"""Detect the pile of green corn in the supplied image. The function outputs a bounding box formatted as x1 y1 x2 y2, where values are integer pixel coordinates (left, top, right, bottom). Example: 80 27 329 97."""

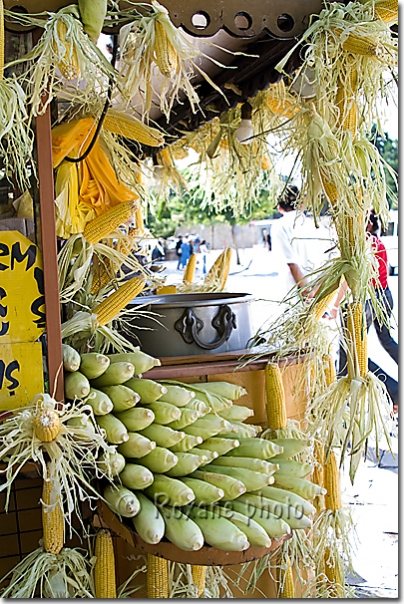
62 344 325 552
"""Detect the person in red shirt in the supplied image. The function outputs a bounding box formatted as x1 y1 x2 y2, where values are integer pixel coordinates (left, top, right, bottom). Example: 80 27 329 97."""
338 211 398 410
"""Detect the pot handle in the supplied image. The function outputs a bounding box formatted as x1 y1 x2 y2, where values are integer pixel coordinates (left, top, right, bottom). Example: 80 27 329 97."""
174 305 237 350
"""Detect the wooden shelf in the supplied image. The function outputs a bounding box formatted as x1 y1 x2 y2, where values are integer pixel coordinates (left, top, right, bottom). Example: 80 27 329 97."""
146 350 311 380
94 500 290 567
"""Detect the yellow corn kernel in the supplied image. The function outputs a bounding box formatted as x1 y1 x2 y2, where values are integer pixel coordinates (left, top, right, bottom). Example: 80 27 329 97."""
183 253 197 285
0 0 4 81
103 110 164 147
323 354 337 387
90 258 113 294
154 20 179 78
313 441 325 514
312 291 337 320
278 555 295 598
94 529 117 598
192 565 206 597
324 548 344 597
93 276 145 326
156 285 177 294
342 32 379 56
374 0 398 23
320 173 338 206
83 200 137 245
54 20 80 80
147 554 169 598
266 98 297 119
42 478 64 555
34 410 61 442
347 300 367 378
324 450 341 512
265 363 287 431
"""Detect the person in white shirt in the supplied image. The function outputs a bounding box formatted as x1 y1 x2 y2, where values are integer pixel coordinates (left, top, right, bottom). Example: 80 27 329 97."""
271 185 312 299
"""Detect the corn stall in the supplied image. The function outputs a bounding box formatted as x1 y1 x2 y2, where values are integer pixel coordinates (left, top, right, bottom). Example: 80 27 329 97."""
0 0 398 598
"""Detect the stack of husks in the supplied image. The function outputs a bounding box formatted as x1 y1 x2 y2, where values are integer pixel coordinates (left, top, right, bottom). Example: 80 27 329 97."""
63 345 323 552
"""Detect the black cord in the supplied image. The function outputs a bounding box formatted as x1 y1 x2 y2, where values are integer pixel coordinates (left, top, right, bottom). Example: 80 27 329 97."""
65 34 118 163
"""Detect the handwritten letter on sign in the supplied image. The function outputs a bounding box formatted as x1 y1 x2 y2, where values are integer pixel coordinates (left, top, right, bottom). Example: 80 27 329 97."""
0 342 44 411
0 232 45 410
0 230 46 344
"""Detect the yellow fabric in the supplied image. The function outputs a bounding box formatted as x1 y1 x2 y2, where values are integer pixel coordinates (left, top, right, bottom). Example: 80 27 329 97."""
52 118 138 238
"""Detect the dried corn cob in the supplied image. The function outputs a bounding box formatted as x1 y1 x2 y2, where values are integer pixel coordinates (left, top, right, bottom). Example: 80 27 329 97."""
374 0 398 23
147 554 169 598
313 291 337 320
278 555 295 598
346 300 367 378
103 110 164 147
192 565 206 597
93 276 145 326
323 354 337 387
83 200 137 245
42 478 64 555
265 363 287 431
324 548 344 597
94 529 117 598
154 20 179 78
324 450 341 512
183 254 197 285
320 173 338 206
54 20 80 80
342 32 379 57
34 409 61 442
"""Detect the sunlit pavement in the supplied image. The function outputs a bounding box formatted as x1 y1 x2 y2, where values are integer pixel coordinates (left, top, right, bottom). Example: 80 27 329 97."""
160 245 398 598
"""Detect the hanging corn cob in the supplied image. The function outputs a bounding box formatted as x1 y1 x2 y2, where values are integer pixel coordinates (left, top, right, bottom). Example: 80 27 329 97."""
94 529 117 598
147 554 169 598
3 5 118 117
103 109 165 147
92 276 145 327
192 565 207 597
277 554 295 598
0 394 114 531
42 477 64 555
119 0 227 120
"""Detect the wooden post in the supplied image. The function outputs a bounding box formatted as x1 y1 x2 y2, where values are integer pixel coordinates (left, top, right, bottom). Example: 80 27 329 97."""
33 31 63 401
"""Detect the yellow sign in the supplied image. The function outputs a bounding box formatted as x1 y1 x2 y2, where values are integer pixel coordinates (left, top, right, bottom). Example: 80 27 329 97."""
0 342 44 411
0 231 46 344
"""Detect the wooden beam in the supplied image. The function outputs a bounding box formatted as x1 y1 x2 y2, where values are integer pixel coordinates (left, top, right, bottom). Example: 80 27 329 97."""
35 98 64 401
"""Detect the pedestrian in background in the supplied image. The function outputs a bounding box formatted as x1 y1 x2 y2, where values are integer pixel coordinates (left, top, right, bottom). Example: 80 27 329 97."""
179 235 191 270
199 240 209 274
175 235 183 269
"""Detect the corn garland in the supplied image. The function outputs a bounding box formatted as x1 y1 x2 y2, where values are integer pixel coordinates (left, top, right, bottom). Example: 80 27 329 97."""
324 450 341 512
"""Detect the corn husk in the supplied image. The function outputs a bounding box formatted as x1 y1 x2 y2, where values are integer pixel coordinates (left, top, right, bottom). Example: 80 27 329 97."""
0 394 114 531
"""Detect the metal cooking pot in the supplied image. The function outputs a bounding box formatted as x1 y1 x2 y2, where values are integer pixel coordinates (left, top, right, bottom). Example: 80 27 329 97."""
125 292 254 357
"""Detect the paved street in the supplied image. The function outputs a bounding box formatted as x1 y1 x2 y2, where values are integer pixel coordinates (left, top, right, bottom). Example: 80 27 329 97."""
160 245 399 598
